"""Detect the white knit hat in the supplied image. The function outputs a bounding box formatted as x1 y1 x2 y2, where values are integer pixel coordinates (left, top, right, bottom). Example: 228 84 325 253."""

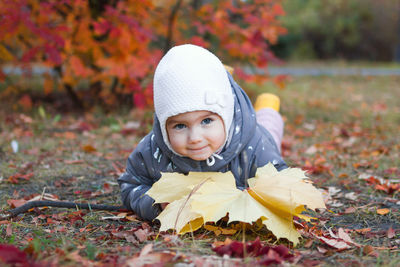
153 44 234 154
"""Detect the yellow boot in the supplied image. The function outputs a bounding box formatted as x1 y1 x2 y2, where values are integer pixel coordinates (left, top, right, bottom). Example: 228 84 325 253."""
254 93 280 112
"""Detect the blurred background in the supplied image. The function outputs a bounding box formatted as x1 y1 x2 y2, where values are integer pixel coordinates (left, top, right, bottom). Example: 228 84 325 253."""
0 0 399 112
276 0 399 62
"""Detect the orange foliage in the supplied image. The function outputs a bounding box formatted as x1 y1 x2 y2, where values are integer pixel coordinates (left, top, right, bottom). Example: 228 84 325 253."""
0 0 286 110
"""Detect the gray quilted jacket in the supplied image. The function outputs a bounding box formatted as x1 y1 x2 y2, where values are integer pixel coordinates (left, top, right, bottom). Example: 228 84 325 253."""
118 73 287 220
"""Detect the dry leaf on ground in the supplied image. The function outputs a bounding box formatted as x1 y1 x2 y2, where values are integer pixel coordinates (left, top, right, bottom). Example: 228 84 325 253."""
147 163 326 245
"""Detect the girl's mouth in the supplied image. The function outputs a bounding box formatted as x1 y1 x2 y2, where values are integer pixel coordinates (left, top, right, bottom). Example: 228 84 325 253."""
188 146 208 153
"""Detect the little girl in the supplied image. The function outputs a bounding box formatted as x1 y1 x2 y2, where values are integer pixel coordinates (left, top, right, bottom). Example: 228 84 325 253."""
118 44 287 220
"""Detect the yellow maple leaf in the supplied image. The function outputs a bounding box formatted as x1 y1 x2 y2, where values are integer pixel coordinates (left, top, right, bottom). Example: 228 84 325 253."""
190 180 301 244
147 163 325 245
147 171 236 203
156 197 203 234
247 163 326 219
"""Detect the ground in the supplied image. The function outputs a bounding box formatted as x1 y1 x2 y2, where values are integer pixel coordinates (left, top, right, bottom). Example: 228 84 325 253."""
0 72 399 266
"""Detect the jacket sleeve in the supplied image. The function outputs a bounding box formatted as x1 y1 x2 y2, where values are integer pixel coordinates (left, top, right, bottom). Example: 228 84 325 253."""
118 135 162 221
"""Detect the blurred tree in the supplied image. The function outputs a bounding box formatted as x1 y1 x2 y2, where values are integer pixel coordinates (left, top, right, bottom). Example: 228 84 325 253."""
0 0 286 111
274 0 399 61
395 8 400 62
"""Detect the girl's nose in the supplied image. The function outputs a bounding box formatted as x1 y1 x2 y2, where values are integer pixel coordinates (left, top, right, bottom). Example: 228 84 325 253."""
188 128 202 143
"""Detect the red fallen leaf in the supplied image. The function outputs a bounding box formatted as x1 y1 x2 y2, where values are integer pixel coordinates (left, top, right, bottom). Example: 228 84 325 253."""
134 229 148 243
259 249 282 265
363 245 379 257
212 237 294 263
6 224 12 236
387 227 395 239
65 211 85 225
7 198 27 208
376 184 400 194
141 222 152 232
8 172 34 184
0 244 29 266
103 183 113 194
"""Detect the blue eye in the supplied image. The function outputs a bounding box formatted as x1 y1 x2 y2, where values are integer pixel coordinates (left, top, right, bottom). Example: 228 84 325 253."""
201 118 213 125
173 123 186 130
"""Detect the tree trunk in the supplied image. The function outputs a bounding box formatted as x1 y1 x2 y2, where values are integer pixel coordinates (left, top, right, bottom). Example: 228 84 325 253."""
164 0 184 54
395 8 400 62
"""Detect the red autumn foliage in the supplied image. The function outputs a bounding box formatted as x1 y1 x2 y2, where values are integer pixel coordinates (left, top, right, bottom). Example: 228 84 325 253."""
0 0 286 110
212 237 294 264
0 244 46 267
364 176 400 195
7 172 34 184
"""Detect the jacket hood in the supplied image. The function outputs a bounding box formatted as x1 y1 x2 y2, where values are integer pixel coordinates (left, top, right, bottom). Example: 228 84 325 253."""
152 72 257 172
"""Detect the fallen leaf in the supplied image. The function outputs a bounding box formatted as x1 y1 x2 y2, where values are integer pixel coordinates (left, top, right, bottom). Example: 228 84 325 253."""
148 163 325 245
7 172 34 184
337 228 361 247
316 236 351 251
247 163 326 215
82 144 97 153
344 192 358 201
204 224 237 236
147 171 237 203
376 208 390 215
7 198 27 208
317 246 328 254
155 198 203 234
101 215 126 221
6 224 12 236
140 243 153 256
212 237 295 264
363 245 379 257
192 180 301 244
327 186 341 197
134 229 148 242
355 228 371 234
387 227 395 239
304 239 314 248
344 207 356 214
0 244 29 265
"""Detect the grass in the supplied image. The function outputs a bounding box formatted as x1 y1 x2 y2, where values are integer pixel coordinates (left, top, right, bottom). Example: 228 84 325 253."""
271 60 400 69
0 69 399 265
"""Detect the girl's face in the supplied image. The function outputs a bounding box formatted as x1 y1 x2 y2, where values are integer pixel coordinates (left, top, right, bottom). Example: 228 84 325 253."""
166 110 225 161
